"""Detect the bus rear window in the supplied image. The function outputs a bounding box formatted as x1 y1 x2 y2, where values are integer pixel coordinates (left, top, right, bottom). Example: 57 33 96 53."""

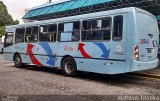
113 15 123 41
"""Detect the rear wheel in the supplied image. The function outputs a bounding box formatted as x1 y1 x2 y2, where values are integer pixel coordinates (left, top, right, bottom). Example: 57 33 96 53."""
14 54 23 68
62 57 77 77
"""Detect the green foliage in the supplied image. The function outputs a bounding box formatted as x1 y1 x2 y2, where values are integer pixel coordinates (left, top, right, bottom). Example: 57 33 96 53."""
12 20 19 25
0 26 5 37
0 1 19 37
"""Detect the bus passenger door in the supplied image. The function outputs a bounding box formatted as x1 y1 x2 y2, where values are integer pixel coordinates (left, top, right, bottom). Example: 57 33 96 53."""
108 15 127 73
4 31 15 61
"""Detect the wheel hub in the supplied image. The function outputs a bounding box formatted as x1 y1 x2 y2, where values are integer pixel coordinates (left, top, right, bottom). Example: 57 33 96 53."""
15 57 21 66
65 61 73 74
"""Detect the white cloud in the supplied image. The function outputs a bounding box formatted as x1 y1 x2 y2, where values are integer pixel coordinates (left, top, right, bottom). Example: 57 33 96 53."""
2 0 50 23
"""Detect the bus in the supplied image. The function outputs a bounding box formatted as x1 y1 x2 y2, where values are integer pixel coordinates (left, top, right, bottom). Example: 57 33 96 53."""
4 7 159 76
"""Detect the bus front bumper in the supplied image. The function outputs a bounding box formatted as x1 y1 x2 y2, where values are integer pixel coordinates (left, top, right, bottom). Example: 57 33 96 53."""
130 58 159 72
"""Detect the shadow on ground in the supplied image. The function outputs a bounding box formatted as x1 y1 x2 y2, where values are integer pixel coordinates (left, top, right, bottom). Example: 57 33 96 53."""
22 65 160 91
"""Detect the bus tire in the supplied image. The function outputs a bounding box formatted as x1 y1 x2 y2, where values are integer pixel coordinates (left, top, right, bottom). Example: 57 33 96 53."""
0 48 3 54
1 48 3 54
14 54 23 68
62 57 77 77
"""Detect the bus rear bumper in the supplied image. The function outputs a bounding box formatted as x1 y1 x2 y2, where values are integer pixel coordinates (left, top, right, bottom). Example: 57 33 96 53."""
130 59 159 72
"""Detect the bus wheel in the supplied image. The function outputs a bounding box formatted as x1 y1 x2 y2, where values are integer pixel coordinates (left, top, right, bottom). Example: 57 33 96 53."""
1 48 3 54
14 54 23 68
62 57 77 77
0 48 3 54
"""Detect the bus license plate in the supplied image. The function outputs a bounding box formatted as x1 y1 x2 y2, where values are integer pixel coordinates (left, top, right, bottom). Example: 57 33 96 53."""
147 49 152 53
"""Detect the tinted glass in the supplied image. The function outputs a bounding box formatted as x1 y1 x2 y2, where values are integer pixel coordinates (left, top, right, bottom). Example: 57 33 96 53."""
113 15 123 41
82 17 111 41
15 28 25 43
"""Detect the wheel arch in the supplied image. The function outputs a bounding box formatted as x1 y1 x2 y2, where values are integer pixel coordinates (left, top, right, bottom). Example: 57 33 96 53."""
61 55 76 67
13 52 20 61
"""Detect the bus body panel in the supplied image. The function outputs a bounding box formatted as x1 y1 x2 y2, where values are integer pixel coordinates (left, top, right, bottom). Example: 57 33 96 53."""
56 41 126 60
16 42 57 67
130 59 158 72
75 58 126 74
56 41 127 74
129 9 159 72
4 52 14 61
136 12 159 62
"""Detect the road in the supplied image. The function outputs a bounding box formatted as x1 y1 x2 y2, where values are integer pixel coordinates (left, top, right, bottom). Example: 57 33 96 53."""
0 54 160 100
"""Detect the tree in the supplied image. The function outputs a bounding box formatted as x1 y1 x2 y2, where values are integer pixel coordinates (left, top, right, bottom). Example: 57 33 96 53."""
0 26 5 36
0 1 19 37
12 20 19 25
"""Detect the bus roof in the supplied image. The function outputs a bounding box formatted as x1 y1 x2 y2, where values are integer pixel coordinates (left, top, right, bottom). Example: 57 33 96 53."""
6 7 155 29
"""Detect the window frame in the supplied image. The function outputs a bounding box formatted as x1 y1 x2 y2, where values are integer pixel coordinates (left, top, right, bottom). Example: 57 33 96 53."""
15 27 25 43
81 17 112 42
48 24 57 42
25 27 33 43
25 26 39 43
4 32 14 47
39 24 58 42
58 21 81 42
112 15 123 41
39 25 49 42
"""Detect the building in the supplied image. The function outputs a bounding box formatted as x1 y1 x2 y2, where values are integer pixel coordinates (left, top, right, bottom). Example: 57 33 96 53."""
22 0 160 30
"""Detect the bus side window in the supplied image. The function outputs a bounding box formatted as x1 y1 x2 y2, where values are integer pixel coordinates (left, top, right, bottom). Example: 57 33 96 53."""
58 21 80 42
25 26 38 42
39 25 49 42
4 32 13 47
101 18 111 40
82 18 111 41
25 27 32 42
15 28 25 43
72 21 80 41
113 15 123 41
32 26 38 42
82 20 92 40
48 24 57 42
92 19 101 40
58 23 64 41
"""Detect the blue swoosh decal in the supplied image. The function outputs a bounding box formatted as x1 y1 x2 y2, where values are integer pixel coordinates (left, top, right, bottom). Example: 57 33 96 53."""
39 43 55 66
94 43 110 59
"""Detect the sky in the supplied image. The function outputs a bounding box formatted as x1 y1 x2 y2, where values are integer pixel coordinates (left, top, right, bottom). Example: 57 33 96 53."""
2 0 59 23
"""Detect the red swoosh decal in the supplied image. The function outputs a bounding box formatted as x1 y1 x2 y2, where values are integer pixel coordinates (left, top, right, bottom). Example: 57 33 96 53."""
78 43 92 58
27 44 42 66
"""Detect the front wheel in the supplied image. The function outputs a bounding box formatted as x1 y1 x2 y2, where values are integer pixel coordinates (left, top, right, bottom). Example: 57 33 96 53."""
14 54 23 68
62 57 77 77
0 48 3 54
